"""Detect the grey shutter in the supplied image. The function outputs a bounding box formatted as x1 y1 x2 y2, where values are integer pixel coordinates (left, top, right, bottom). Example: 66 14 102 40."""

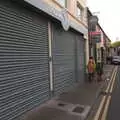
0 1 49 120
52 23 76 95
76 35 85 82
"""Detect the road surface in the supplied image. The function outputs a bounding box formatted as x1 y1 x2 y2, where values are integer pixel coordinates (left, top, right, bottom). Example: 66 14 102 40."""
107 66 120 120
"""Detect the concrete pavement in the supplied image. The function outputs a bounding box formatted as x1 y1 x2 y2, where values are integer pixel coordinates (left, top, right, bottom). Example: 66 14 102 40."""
22 65 115 120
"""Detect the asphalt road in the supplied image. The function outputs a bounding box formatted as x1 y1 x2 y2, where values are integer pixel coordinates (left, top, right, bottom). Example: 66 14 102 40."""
107 66 120 120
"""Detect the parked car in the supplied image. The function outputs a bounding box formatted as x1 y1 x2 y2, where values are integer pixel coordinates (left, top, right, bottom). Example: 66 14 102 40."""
106 56 113 64
111 56 120 65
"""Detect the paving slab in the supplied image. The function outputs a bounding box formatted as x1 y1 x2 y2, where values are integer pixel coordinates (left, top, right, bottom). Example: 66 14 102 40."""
22 65 115 120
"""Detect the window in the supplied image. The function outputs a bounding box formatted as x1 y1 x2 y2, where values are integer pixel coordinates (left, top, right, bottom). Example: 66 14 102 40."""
56 0 67 8
76 2 83 20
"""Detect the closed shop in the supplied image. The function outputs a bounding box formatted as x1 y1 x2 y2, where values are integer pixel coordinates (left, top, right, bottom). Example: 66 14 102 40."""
0 1 50 120
75 34 85 82
0 0 86 119
52 22 85 95
52 22 76 95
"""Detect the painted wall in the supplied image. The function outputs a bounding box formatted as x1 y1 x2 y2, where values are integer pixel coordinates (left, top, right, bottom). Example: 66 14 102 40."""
44 0 87 28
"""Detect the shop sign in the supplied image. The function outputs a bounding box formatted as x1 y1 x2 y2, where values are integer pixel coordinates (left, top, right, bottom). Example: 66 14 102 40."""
89 31 101 35
89 32 101 43
92 34 101 43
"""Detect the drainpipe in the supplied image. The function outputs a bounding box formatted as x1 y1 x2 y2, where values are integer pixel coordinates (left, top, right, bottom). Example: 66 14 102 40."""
48 22 54 97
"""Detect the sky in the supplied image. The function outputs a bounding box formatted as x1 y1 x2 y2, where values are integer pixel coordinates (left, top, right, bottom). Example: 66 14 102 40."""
87 0 120 42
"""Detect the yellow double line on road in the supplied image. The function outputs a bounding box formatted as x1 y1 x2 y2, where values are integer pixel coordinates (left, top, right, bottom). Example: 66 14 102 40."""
94 66 118 120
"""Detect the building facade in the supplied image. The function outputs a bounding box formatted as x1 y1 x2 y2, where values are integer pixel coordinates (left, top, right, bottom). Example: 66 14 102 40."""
0 0 88 120
87 8 111 65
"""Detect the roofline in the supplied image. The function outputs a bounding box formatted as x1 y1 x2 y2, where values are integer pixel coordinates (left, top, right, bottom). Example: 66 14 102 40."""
97 24 111 42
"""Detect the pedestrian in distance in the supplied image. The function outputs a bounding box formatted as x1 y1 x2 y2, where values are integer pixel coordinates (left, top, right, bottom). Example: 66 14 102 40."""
96 63 103 82
87 56 96 83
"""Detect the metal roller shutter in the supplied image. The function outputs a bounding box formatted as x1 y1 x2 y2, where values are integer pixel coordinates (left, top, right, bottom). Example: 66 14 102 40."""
76 34 85 82
0 1 49 120
52 23 76 95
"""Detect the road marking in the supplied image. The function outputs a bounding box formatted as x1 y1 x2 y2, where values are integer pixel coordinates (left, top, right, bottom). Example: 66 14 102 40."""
93 96 106 120
101 66 118 120
110 67 118 93
100 96 111 120
105 67 116 93
93 66 117 120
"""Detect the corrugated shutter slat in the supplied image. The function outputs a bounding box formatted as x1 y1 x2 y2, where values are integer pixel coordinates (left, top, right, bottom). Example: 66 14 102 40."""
0 1 49 120
52 23 76 95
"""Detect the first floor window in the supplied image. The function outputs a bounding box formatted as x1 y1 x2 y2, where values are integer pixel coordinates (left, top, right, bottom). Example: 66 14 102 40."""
56 0 67 8
76 2 83 20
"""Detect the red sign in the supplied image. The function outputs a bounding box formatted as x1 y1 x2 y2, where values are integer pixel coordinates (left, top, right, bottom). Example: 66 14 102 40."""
89 31 101 35
89 31 101 43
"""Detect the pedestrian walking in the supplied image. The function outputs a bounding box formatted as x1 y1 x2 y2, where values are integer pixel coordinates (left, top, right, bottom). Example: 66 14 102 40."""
96 63 103 82
87 56 96 83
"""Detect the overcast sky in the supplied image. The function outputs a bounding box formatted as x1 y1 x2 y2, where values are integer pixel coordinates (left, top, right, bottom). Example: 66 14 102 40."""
87 0 120 42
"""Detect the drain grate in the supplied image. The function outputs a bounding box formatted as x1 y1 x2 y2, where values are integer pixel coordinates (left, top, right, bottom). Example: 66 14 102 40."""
72 106 84 113
70 105 91 120
44 99 91 120
58 103 67 107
